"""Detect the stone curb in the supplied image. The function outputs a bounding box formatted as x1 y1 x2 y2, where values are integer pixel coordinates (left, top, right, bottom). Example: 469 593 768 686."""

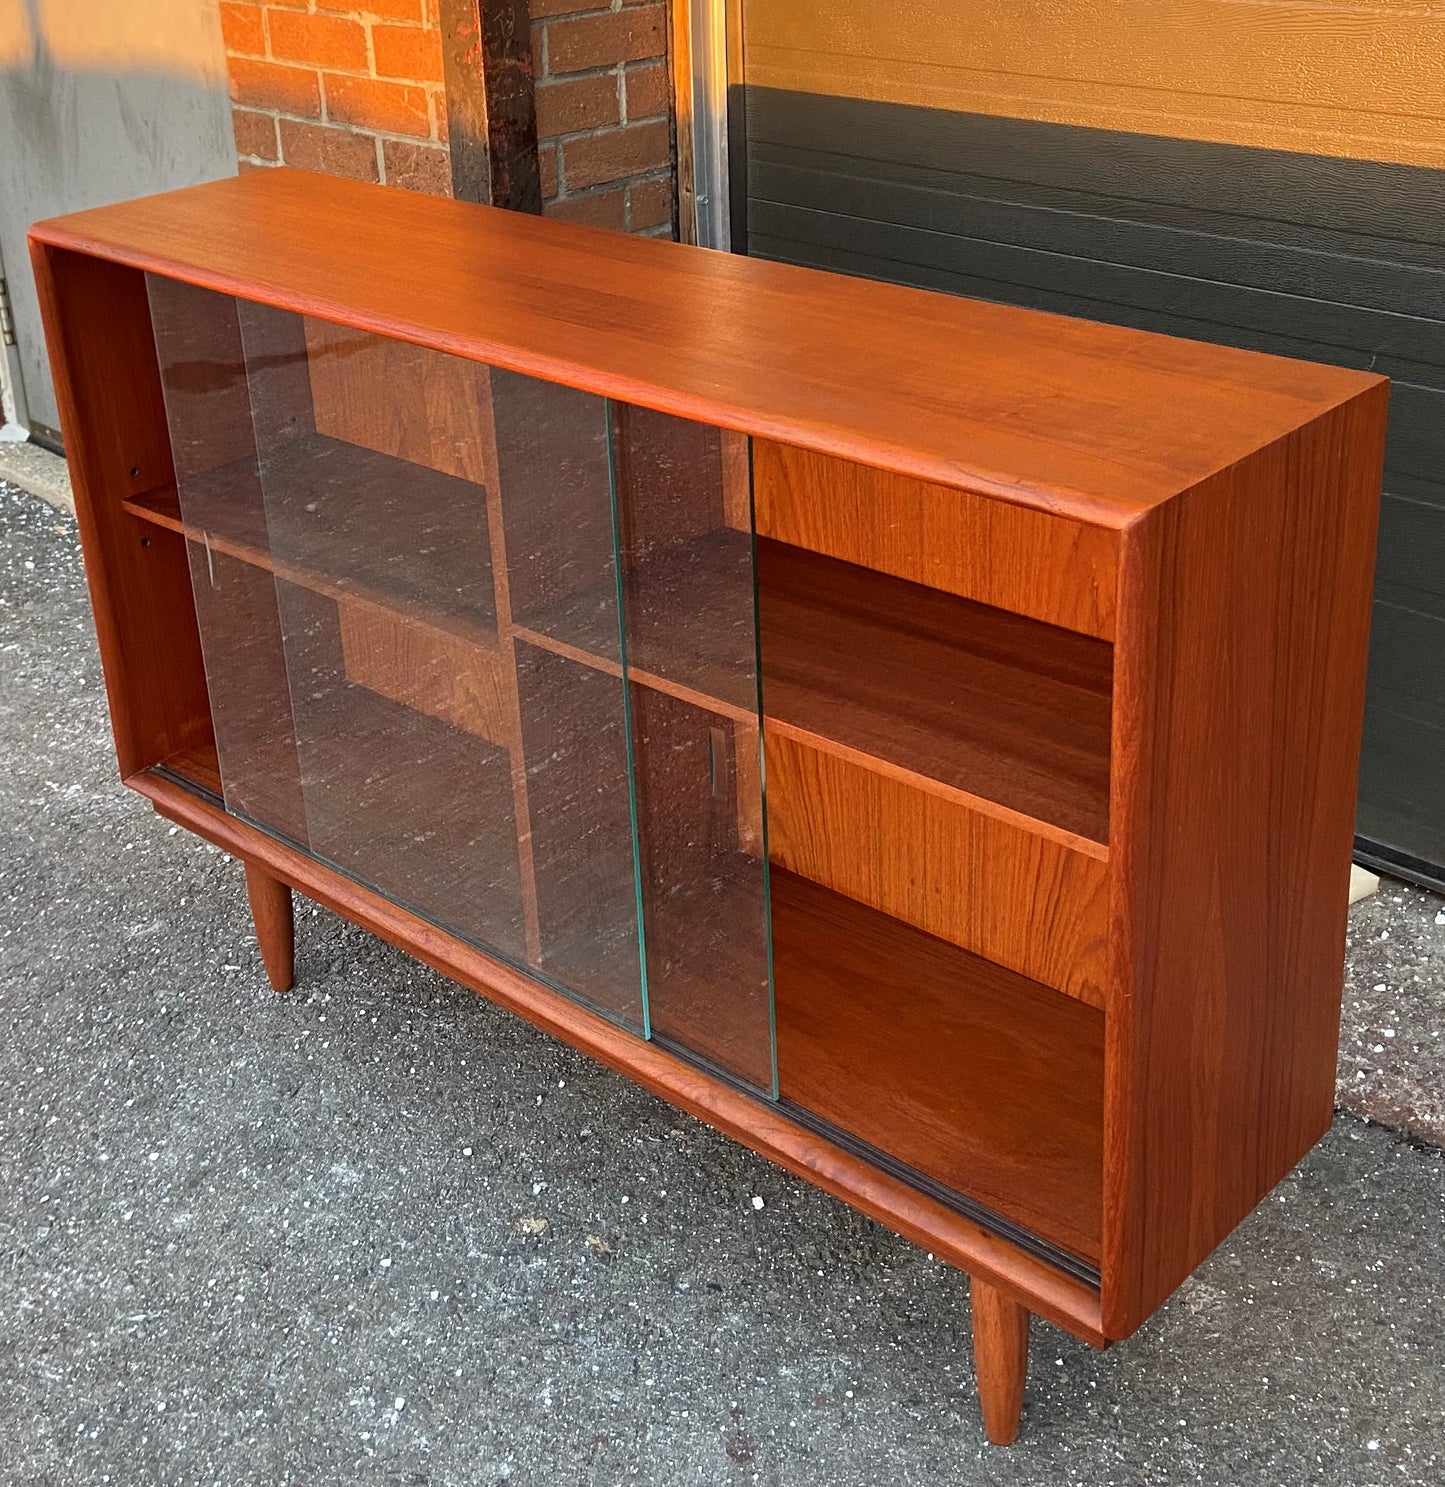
0 438 73 513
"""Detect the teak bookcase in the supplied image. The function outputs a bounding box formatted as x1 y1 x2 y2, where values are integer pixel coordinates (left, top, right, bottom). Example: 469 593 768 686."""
31 170 1386 1446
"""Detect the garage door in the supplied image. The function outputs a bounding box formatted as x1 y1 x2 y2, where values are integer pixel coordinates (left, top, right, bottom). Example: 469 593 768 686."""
735 0 1445 886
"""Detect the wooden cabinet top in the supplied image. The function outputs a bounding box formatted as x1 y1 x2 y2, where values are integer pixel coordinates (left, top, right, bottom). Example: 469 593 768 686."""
31 167 1381 530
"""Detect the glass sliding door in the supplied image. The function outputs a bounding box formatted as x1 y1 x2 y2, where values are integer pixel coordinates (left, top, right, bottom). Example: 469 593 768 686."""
612 404 773 1091
148 276 775 1092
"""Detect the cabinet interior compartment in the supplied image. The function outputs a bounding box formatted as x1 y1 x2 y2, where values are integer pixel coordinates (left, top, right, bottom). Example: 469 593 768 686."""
770 870 1104 1270
756 523 1113 1266
629 683 773 1089
139 283 500 646
273 579 526 958
141 279 525 958
757 537 1113 845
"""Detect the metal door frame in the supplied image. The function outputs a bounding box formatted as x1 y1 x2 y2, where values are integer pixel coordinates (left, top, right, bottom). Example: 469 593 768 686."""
671 0 741 250
0 239 33 437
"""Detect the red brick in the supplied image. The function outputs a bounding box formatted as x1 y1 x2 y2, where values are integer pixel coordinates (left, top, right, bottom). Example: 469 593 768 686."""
229 57 323 117
624 61 668 122
539 143 558 199
546 6 665 76
544 186 626 230
219 1 265 56
279 118 380 181
435 90 449 141
231 107 279 161
238 158 278 174
316 0 420 17
562 119 670 190
382 139 453 196
627 175 672 232
535 72 619 138
323 73 431 136
268 10 369 72
372 23 445 83
531 20 546 76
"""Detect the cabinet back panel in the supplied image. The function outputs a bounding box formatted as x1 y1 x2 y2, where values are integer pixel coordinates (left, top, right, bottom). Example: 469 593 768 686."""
765 733 1109 1006
755 441 1117 640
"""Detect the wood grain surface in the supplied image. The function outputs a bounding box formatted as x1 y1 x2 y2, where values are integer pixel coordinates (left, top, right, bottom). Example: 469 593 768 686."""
336 600 513 746
243 862 295 994
304 316 495 485
773 871 1104 1262
971 1277 1030 1447
30 169 1379 529
1103 381 1388 1336
27 247 213 779
758 538 1113 843
765 732 1110 1006
754 440 1118 639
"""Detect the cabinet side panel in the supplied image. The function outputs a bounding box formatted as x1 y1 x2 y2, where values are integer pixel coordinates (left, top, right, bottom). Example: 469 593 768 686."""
1103 383 1387 1337
27 245 211 777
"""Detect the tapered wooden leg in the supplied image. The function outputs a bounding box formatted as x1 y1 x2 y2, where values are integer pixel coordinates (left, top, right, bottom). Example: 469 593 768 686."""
972 1277 1030 1446
244 862 294 993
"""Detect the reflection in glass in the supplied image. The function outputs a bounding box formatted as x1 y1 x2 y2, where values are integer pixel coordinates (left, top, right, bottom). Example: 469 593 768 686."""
492 370 643 1026
147 276 308 840
613 407 775 1093
147 279 773 1087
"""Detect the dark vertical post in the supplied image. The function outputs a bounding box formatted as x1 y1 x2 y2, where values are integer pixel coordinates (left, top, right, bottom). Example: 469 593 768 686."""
439 0 542 211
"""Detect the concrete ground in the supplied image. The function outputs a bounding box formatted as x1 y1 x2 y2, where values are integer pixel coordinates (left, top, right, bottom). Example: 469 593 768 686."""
1 478 1442 1486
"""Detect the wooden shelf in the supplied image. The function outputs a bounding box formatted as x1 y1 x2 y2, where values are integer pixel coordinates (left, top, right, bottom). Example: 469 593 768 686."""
758 539 1113 847
514 528 759 720
123 432 499 646
772 870 1104 1265
512 530 1112 847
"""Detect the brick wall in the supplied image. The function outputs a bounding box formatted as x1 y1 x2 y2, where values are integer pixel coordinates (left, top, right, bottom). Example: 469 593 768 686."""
222 0 677 233
224 1 454 196
532 1 674 235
